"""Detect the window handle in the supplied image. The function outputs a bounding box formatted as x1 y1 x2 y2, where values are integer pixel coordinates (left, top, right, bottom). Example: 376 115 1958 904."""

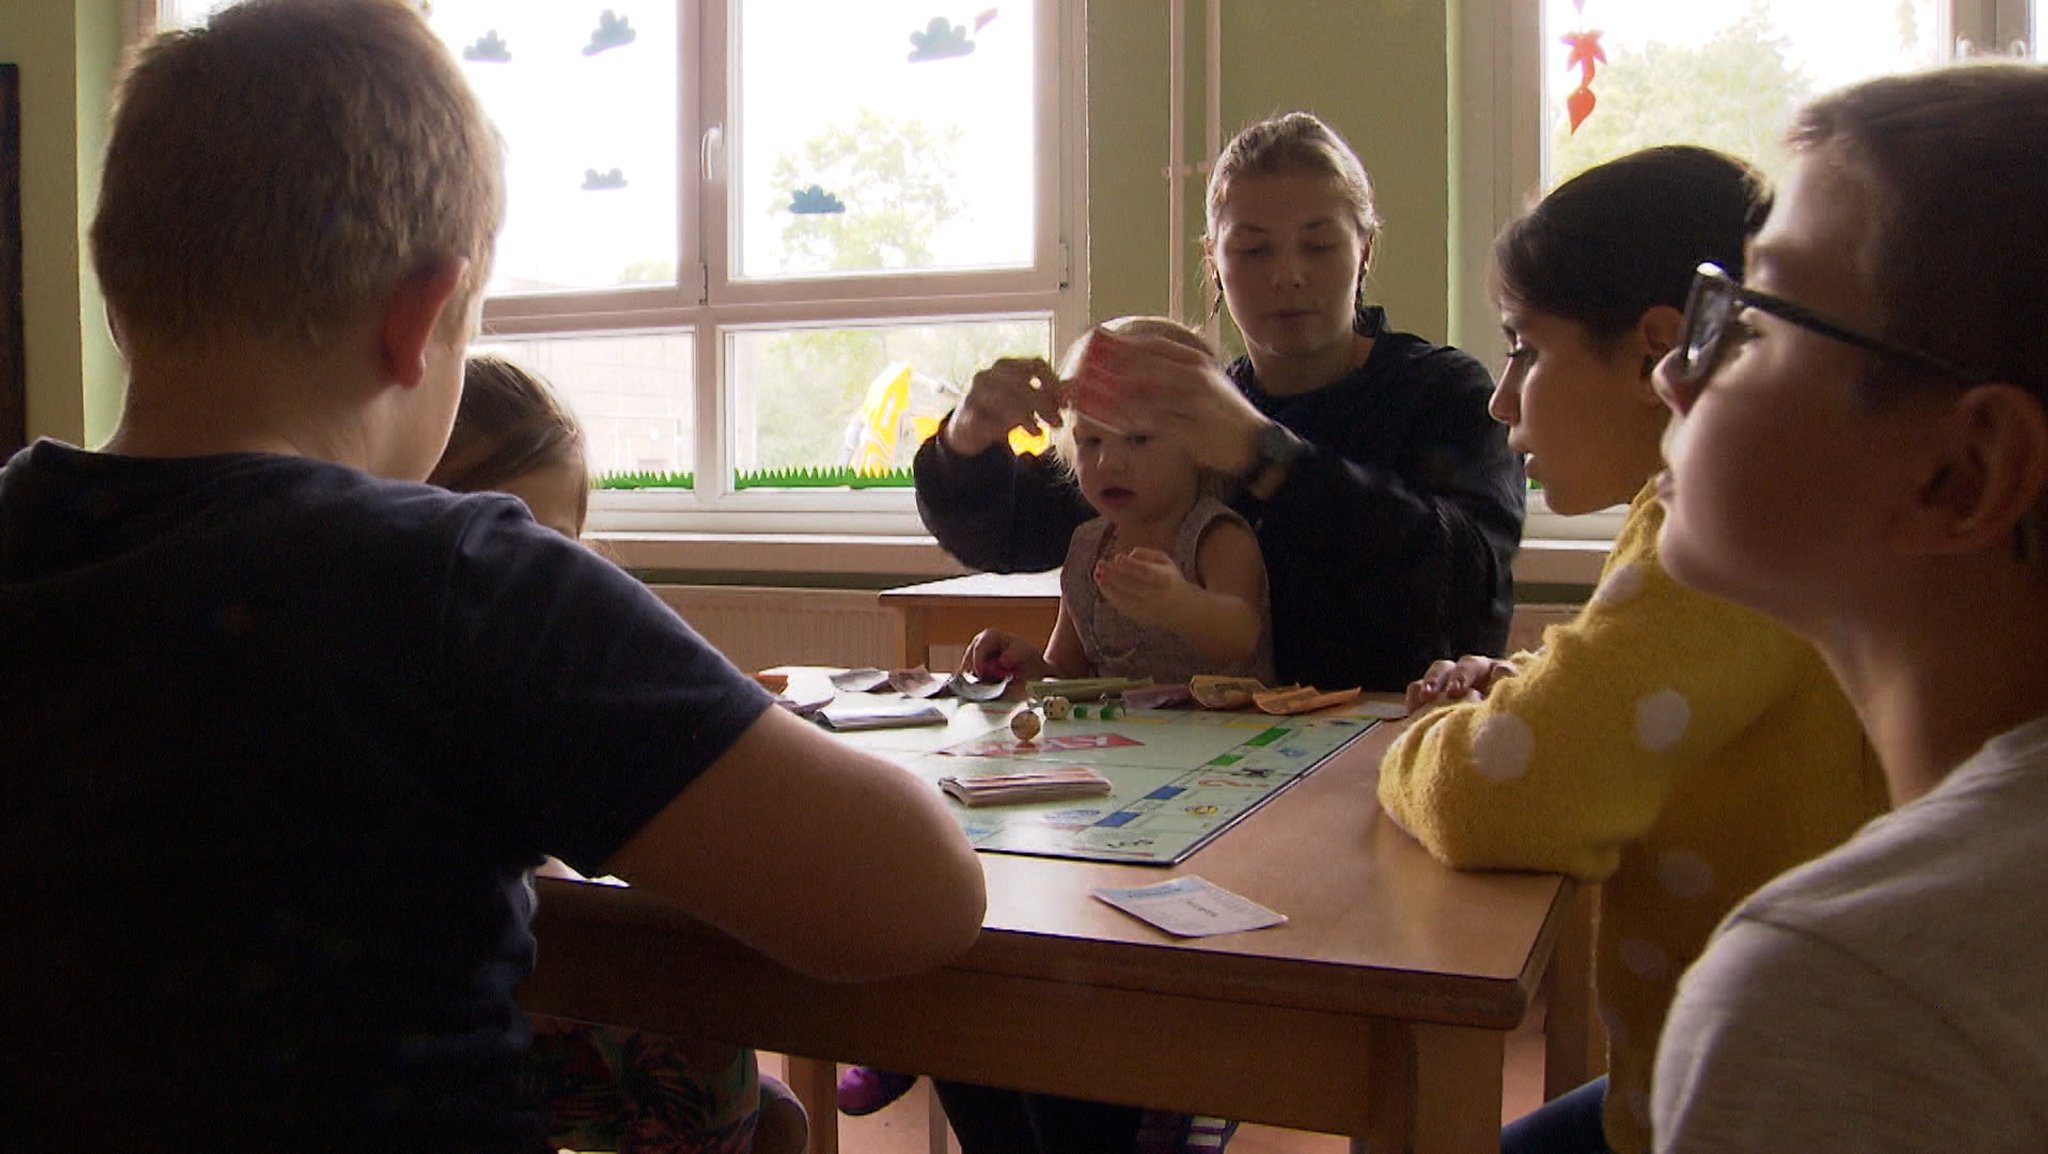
1955 36 2030 59
700 124 724 182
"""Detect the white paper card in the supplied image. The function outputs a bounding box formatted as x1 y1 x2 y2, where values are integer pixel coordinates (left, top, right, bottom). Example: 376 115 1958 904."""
1091 876 1287 937
818 701 946 730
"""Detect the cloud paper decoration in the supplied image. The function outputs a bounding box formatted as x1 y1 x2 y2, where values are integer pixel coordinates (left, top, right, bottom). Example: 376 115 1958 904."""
584 10 637 55
789 185 847 215
582 168 628 191
907 16 975 62
462 30 511 63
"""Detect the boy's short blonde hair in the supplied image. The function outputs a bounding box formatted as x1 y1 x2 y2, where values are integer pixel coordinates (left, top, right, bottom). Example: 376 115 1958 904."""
91 0 504 352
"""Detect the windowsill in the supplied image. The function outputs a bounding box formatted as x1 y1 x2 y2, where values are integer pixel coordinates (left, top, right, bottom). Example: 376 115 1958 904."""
597 532 1611 589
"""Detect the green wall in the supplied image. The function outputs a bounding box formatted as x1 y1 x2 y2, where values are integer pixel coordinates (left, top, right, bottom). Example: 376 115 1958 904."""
0 0 121 446
1087 0 1453 345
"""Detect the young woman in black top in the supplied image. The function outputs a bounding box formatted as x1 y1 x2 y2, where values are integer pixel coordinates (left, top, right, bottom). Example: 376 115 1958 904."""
914 111 1524 697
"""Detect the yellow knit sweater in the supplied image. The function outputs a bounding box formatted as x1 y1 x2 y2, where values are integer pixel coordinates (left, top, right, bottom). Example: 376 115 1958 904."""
1377 484 1887 1154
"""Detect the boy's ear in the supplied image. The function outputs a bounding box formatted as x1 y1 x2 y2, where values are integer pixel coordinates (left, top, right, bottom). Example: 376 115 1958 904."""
378 257 470 389
1894 383 2048 557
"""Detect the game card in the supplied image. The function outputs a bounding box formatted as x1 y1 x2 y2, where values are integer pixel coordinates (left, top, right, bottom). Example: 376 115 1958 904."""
818 701 946 730
1091 876 1288 937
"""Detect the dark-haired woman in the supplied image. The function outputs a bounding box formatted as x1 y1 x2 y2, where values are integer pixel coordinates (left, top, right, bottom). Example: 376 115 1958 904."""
1376 146 1887 1154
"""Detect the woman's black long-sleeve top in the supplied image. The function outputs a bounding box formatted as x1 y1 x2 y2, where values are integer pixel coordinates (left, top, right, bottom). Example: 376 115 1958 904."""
911 308 1526 692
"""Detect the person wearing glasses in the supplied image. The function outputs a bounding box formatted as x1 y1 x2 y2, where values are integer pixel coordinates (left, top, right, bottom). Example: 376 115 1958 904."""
1377 146 1887 1154
1650 64 2048 1152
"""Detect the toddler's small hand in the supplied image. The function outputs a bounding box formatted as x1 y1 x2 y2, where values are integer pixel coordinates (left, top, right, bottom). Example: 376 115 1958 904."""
1094 547 1186 626
1405 655 1520 711
963 628 1044 681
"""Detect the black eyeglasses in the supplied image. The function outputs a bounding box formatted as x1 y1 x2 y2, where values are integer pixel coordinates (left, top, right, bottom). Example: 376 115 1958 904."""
1671 262 1989 388
1671 262 2038 563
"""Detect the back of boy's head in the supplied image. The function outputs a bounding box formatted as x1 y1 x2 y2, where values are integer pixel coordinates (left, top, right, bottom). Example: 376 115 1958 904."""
1789 63 2048 409
1493 145 1769 346
92 0 504 355
430 355 586 497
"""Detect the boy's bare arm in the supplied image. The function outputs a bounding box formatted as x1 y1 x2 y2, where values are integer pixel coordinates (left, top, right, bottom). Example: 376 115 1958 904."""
603 706 986 982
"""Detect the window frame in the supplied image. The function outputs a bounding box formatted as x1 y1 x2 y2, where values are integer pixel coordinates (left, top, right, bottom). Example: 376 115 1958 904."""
477 0 1089 536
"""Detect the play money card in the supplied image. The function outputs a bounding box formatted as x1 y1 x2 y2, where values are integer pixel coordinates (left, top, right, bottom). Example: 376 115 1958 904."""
1091 876 1287 937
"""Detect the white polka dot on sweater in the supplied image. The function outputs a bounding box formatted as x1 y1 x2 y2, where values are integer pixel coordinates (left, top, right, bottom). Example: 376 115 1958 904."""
1591 562 1647 605
1469 713 1536 782
1618 937 1671 981
1657 850 1716 900
1634 689 1691 751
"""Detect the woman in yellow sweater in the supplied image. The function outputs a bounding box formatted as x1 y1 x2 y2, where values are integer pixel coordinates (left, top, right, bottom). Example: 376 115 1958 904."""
1376 146 1888 1154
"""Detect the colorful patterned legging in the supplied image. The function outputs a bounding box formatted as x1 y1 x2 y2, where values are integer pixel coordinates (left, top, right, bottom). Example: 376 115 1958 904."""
523 1017 775 1154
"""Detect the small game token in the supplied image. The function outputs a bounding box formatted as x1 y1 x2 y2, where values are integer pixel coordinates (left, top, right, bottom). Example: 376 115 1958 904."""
1042 695 1072 720
1010 708 1043 742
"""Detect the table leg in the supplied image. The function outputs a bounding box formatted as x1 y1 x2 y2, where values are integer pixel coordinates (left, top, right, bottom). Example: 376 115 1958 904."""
1411 1023 1504 1154
1544 882 1604 1100
894 608 929 671
784 1056 838 1154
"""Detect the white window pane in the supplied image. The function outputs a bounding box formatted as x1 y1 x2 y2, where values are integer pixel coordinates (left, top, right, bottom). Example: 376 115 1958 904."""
726 317 1051 483
733 1 1037 280
161 0 240 27
1543 0 1945 186
474 334 695 484
425 3 680 295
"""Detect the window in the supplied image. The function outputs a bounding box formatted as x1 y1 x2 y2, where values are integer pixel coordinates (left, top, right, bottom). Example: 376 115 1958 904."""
161 1 1084 537
1541 0 1947 188
1456 0 2035 538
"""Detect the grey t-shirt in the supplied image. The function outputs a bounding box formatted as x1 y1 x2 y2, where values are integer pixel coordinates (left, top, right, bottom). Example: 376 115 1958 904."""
1653 714 2048 1152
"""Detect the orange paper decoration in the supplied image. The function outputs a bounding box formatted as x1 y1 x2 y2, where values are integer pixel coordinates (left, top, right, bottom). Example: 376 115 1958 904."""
1559 24 1606 134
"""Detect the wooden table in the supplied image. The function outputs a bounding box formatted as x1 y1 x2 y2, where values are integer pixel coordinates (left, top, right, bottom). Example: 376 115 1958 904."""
879 571 1061 669
521 697 1576 1154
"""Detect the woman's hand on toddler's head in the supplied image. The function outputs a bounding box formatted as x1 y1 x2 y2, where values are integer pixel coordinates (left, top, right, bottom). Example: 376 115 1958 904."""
1094 547 1194 628
1102 336 1267 478
1405 655 1521 712
963 628 1049 682
943 356 1065 458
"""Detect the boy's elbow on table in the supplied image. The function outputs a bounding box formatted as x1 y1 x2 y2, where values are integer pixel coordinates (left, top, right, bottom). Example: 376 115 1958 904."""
599 708 987 983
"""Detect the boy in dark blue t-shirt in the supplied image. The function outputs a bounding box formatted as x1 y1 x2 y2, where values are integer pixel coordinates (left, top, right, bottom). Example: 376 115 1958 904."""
0 3 983 1150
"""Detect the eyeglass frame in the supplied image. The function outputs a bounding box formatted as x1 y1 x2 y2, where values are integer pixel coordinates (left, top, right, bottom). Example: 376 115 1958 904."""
1672 262 2038 562
1672 261 1991 389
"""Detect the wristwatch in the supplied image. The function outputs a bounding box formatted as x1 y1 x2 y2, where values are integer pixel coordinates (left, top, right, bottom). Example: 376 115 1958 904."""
1240 421 1308 486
